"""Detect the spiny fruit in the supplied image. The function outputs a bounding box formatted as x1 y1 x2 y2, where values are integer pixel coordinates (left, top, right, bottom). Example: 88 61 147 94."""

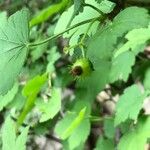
71 58 93 78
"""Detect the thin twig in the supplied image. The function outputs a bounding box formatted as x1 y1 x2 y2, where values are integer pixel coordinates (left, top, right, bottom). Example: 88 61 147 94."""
29 17 102 47
83 3 104 15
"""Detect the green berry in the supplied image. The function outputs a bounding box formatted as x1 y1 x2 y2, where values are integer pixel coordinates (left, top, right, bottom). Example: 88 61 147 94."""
71 58 92 78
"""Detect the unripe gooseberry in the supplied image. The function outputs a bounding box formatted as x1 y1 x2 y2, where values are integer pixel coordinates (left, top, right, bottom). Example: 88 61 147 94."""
71 58 92 78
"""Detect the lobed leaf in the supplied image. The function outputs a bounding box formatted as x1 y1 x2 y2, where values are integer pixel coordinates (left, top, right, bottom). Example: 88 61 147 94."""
115 84 148 126
0 83 18 111
118 116 150 150
17 74 47 127
54 0 115 54
95 136 115 150
87 7 149 62
2 117 29 150
55 107 90 149
83 7 149 94
115 27 150 57
0 9 30 95
37 88 61 122
109 51 135 82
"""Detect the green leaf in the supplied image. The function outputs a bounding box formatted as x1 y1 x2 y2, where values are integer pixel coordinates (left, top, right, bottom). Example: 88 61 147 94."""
15 127 29 150
0 11 7 22
2 117 16 150
61 119 90 150
55 112 77 138
30 37 48 62
73 99 91 116
56 107 86 140
132 60 150 81
85 7 149 94
73 0 84 15
0 83 18 111
55 108 90 149
87 7 149 62
115 84 148 126
62 108 86 140
143 68 150 90
68 119 90 150
115 27 150 57
54 0 100 35
0 9 29 95
120 120 132 134
112 7 149 32
77 60 110 96
104 118 115 139
98 0 115 13
22 73 47 97
46 47 61 73
95 0 103 3
29 0 70 27
95 136 115 150
118 116 150 150
66 0 85 29
2 117 29 150
17 74 47 127
7 88 26 111
55 0 113 51
109 51 135 82
37 88 61 122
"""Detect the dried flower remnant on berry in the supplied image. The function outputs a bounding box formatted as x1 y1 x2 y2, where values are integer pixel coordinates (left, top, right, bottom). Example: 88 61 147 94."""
71 58 92 78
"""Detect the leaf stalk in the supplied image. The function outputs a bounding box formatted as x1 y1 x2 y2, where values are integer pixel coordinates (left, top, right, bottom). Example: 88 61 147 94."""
29 17 102 47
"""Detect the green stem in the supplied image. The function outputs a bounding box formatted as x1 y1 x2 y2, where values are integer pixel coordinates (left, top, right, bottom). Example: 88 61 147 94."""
63 44 79 54
80 18 98 57
80 18 97 45
88 116 112 122
66 2 103 29
83 3 104 15
29 17 101 47
90 118 104 122
63 18 98 56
